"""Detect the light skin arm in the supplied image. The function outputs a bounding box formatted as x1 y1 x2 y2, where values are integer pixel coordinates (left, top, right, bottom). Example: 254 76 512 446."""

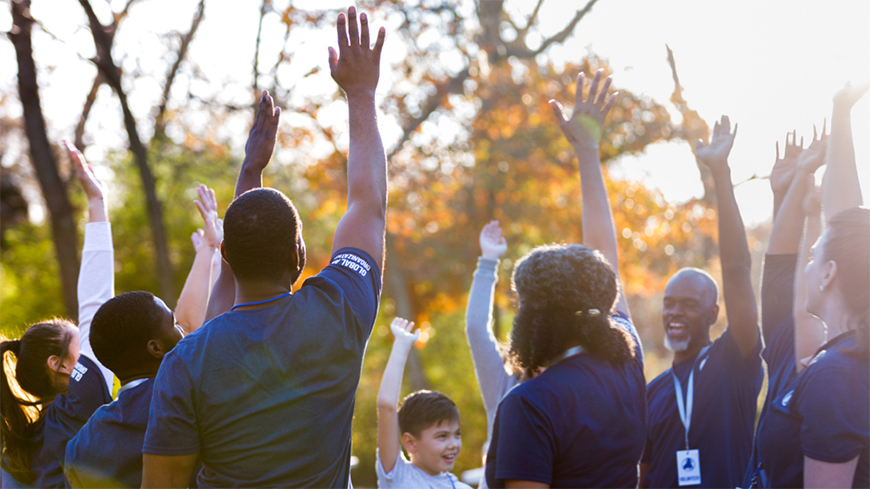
505 481 550 489
64 140 107 223
328 7 388 270
204 91 280 322
550 70 627 317
804 455 859 489
191 231 222 291
141 452 199 489
377 318 419 475
769 127 827 254
175 185 222 333
695 116 759 357
794 180 825 373
824 81 868 217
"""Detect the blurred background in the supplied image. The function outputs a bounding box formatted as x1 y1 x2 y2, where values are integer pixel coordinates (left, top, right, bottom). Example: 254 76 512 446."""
2 0 868 486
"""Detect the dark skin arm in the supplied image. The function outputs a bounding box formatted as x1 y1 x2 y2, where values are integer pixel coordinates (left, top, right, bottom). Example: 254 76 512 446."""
328 7 388 270
550 70 627 318
203 91 281 321
141 452 198 489
695 116 759 358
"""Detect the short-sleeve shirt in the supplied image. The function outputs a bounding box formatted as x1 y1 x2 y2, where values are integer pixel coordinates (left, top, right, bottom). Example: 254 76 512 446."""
65 378 157 488
755 331 870 487
144 248 381 487
33 354 113 488
485 314 646 488
643 328 762 488
376 449 471 489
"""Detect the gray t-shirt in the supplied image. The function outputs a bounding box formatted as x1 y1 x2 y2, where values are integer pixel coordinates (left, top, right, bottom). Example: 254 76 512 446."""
376 449 472 489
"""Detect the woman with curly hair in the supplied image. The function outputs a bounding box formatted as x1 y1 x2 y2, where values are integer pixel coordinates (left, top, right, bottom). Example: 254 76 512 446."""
484 70 646 489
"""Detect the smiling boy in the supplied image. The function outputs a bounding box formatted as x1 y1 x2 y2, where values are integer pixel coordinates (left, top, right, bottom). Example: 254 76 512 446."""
377 318 471 489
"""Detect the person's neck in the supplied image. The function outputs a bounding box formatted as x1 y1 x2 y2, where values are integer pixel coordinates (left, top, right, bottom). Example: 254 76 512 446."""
119 368 159 386
673 339 711 365
234 281 292 310
410 457 443 477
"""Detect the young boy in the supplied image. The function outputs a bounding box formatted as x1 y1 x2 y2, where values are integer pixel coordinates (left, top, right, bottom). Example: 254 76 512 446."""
377 318 472 489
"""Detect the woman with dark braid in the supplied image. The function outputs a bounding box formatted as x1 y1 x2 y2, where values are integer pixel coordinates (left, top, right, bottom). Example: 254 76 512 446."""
484 70 646 489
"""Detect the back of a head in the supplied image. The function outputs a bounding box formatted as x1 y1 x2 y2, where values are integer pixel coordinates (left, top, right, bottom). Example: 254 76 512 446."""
824 207 870 356
223 188 301 283
90 291 164 377
1 319 75 483
510 243 635 372
397 390 460 438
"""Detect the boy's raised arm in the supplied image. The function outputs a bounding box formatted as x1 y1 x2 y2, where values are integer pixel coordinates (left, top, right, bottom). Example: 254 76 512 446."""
377 318 419 475
329 7 388 271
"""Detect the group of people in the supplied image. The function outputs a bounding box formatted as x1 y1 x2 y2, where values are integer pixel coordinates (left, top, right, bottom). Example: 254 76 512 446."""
1 7 868 488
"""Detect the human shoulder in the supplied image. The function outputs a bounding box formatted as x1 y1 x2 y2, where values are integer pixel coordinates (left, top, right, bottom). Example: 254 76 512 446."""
646 367 674 392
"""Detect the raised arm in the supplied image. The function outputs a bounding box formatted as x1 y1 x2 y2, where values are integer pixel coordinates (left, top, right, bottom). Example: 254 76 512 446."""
64 140 114 389
204 91 280 321
175 185 222 334
466 221 510 426
763 129 826 343
377 318 419 475
329 7 388 270
550 70 627 317
695 116 759 357
794 180 826 373
824 81 868 217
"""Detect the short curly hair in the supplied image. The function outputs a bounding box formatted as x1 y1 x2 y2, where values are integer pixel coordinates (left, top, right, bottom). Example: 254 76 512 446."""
509 243 635 372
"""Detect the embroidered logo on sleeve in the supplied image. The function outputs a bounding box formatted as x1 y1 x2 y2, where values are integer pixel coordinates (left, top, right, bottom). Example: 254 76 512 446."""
72 362 88 382
333 253 371 277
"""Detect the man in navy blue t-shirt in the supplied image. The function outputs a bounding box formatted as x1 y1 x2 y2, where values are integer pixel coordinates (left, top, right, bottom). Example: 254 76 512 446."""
642 117 762 488
142 8 388 487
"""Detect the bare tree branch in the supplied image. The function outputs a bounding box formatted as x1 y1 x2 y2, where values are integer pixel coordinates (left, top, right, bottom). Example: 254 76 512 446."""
531 0 598 56
252 0 269 101
154 0 206 138
518 0 545 37
74 72 104 151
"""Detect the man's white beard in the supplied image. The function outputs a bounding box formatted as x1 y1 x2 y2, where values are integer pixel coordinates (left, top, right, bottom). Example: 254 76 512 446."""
664 334 691 352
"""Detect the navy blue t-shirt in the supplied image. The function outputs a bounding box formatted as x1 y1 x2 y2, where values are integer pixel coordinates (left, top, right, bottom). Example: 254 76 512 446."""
485 314 646 488
33 354 113 488
65 378 156 488
643 328 762 488
756 331 870 487
743 254 798 487
144 248 381 487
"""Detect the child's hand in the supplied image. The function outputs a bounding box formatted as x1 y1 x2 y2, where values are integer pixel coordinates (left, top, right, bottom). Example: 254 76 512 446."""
390 317 419 349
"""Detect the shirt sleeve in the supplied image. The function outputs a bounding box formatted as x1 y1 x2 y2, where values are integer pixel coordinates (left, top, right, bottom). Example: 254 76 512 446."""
493 392 555 485
77 222 115 391
309 248 382 333
796 366 870 464
712 327 763 375
465 257 513 436
375 448 407 488
143 350 200 455
760 254 797 345
612 312 643 368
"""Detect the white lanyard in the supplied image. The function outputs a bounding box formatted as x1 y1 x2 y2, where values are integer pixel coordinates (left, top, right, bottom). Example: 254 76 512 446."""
671 346 710 450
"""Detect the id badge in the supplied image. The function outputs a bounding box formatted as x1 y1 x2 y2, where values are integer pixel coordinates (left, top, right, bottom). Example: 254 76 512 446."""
676 449 701 486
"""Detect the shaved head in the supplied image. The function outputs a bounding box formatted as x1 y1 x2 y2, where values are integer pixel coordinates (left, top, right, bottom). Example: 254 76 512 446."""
666 268 719 307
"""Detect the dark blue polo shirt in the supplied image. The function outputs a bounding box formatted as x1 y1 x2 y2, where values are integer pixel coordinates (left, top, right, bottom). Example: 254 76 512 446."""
756 331 869 487
143 248 381 487
65 378 155 488
33 354 113 488
485 314 646 488
643 328 762 488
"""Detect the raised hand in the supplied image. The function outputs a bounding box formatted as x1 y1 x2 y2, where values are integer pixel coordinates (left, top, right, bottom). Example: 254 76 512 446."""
550 69 617 152
802 175 822 218
479 220 507 260
390 317 419 349
770 131 803 200
832 80 870 113
63 139 106 203
328 7 385 99
695 115 737 173
796 122 828 175
244 91 281 173
193 185 223 250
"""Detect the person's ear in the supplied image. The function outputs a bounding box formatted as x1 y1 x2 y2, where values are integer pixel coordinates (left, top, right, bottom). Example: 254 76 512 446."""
821 260 838 292
707 303 720 327
401 432 416 455
147 339 166 359
47 354 75 376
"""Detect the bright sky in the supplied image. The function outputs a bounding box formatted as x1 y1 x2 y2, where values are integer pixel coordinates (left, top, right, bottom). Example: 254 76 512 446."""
1 0 868 226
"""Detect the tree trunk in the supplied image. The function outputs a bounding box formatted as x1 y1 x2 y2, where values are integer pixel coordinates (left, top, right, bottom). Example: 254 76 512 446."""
385 234 429 392
10 0 80 320
78 0 176 305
